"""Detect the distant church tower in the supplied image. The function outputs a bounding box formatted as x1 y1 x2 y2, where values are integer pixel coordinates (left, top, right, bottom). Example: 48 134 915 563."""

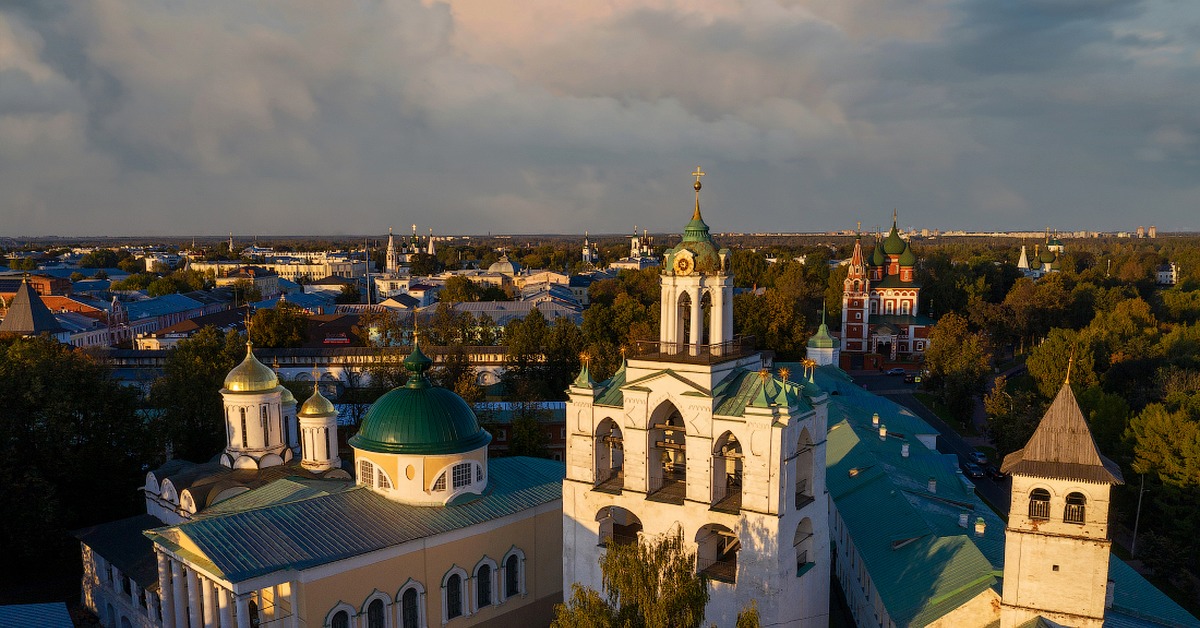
999 368 1124 628
582 232 599 265
841 235 871 353
562 168 830 627
386 227 399 275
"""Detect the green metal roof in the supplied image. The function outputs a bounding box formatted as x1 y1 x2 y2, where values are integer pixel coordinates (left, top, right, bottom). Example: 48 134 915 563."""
594 361 627 407
146 457 565 583
871 244 887 267
1106 558 1200 627
807 320 839 349
883 225 907 255
899 242 918 267
350 343 491 455
711 368 813 417
200 477 356 516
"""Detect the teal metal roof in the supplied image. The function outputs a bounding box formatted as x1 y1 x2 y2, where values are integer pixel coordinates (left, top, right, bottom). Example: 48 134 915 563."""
711 368 813 417
826 386 1007 626
147 457 564 583
200 477 356 516
0 603 73 628
350 344 491 455
1106 557 1200 627
593 362 627 407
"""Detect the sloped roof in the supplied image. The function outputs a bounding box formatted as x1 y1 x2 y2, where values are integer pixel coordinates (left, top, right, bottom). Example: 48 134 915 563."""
1105 557 1200 627
74 514 163 590
0 603 73 628
0 278 66 335
1001 383 1124 485
146 456 564 583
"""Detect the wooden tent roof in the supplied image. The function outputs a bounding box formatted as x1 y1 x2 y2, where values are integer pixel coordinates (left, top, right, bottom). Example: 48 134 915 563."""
1001 382 1124 485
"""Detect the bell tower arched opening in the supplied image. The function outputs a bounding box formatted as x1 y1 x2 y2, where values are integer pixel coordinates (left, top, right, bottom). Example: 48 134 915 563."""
711 431 743 513
648 402 686 504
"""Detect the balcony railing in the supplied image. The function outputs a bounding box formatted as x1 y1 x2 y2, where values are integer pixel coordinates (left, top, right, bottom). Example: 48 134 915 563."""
1029 499 1050 521
697 555 737 584
631 336 757 365
1064 504 1086 524
795 478 814 510
594 467 624 494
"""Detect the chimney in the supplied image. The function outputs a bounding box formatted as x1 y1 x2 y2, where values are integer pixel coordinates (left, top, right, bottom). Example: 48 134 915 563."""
879 424 887 441
872 413 880 427
928 477 937 494
901 443 910 457
1105 580 1116 609
974 517 986 537
959 512 969 528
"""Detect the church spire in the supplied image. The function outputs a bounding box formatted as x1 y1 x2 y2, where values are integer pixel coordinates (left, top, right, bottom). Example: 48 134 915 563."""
692 166 705 221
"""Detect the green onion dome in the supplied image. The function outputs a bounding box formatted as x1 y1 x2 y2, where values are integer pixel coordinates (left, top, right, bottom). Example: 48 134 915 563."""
1038 247 1056 264
299 383 336 418
882 225 907 256
807 321 839 349
349 344 491 455
898 243 917 267
871 245 886 267
223 342 279 393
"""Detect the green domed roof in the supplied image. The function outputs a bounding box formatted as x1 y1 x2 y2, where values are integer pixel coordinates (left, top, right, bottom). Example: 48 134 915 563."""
299 384 336 417
882 226 907 256
898 243 917 267
808 322 839 349
870 244 886 267
349 344 491 455
665 176 725 274
224 343 279 393
1038 246 1056 264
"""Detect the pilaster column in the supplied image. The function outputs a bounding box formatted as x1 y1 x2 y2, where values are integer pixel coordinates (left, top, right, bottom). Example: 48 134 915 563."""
171 559 187 628
218 588 234 628
157 552 176 628
689 287 702 355
288 582 301 628
235 594 252 628
660 282 672 345
187 567 203 628
202 577 218 628
711 284 725 348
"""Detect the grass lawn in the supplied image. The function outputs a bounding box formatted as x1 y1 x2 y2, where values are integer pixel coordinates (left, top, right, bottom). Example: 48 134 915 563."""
913 392 978 437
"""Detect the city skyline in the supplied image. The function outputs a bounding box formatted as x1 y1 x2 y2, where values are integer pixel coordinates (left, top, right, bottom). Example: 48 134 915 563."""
2 1 1198 236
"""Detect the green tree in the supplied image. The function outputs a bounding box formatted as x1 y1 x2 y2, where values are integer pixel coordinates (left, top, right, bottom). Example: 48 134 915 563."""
983 375 1045 456
78 248 122 268
508 401 551 458
1026 328 1098 399
0 336 151 586
553 528 710 628
250 302 309 348
149 328 246 462
336 283 362 304
441 275 483 302
230 278 262 305
924 312 992 420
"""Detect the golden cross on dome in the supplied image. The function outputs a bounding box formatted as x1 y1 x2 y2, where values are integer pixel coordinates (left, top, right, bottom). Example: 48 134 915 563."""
692 166 706 219
692 166 705 184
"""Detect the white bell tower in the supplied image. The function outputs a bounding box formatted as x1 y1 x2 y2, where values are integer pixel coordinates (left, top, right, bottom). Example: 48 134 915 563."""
659 167 733 355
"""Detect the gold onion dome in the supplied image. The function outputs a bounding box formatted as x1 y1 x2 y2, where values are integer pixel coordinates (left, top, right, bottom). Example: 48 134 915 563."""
278 385 296 405
224 342 279 393
299 383 337 417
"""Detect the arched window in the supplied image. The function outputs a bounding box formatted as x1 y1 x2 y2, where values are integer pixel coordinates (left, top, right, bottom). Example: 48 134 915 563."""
367 598 385 628
505 554 520 598
446 574 463 619
1065 492 1086 524
1029 488 1051 521
795 428 815 509
331 610 350 628
248 600 260 628
401 587 420 628
378 472 392 490
594 419 624 492
240 408 248 448
452 462 472 489
476 563 492 608
711 431 743 513
433 473 447 491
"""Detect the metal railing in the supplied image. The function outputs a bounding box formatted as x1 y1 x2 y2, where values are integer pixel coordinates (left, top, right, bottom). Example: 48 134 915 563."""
1064 503 1086 524
795 478 814 509
697 556 737 583
1029 498 1050 521
631 335 757 365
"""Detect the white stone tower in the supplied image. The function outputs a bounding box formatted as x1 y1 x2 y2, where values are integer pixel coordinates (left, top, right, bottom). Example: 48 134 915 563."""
999 371 1124 628
386 227 399 276
219 342 292 469
562 169 830 627
658 168 733 356
298 382 341 472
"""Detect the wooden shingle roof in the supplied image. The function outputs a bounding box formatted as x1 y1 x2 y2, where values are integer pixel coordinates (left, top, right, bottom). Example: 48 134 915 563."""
1001 383 1124 485
0 278 65 335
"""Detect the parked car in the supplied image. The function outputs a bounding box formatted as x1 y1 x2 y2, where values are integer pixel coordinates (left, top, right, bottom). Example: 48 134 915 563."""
985 465 1006 480
903 372 916 383
885 367 906 376
960 461 985 479
967 451 988 465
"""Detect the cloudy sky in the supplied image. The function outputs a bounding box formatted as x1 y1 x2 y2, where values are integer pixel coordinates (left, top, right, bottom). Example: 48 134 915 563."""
1 0 1197 236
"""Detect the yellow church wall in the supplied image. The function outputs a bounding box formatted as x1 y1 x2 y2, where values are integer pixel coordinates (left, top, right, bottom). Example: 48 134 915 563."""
298 505 562 627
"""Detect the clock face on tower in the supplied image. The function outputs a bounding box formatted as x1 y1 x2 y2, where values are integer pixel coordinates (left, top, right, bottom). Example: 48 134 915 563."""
674 256 692 275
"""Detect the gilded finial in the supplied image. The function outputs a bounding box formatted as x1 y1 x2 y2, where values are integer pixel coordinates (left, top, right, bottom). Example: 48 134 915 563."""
692 166 706 220
778 367 791 382
1066 350 1075 385
758 368 770 382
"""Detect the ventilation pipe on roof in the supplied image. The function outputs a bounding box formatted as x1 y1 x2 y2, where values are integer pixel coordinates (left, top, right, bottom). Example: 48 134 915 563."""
1105 580 1115 609
879 424 887 441
928 477 937 494
959 512 969 528
901 443 909 457
975 517 986 537
872 413 880 427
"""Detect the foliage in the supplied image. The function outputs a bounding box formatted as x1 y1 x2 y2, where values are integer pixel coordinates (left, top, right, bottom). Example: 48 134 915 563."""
336 283 362 304
0 336 151 585
360 309 410 347
923 312 992 420
507 402 551 458
148 327 246 462
553 529 710 628
229 278 262 305
735 600 761 628
8 257 37 271
79 248 128 268
111 272 156 291
1025 328 1098 398
504 309 583 401
983 375 1045 457
250 302 309 348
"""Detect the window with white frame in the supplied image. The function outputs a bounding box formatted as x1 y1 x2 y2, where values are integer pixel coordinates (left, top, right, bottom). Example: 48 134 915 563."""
433 473 447 491
476 563 492 609
443 567 468 622
398 580 425 628
476 465 483 483
452 463 472 489
502 548 525 600
359 460 374 488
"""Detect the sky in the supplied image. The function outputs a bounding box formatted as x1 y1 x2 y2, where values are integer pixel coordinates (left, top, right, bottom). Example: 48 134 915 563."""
1 0 1198 237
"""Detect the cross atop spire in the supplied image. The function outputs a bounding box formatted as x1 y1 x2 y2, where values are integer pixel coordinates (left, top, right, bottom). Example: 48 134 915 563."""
892 209 898 228
692 166 705 220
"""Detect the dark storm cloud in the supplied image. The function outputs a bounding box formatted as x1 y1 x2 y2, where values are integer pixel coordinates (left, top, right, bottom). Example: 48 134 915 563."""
0 0 1196 236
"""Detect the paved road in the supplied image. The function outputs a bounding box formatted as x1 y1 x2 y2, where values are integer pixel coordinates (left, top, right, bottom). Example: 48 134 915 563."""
848 371 1012 515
